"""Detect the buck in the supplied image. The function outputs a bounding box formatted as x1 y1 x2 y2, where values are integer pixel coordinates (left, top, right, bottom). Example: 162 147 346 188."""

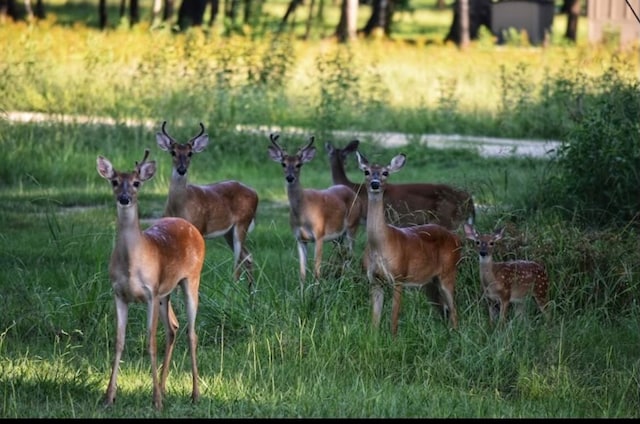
325 139 476 229
156 121 259 293
268 134 362 294
96 150 205 410
356 150 462 337
463 223 550 325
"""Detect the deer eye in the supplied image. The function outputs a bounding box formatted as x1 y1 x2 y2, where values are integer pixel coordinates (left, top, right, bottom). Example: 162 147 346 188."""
133 181 140 188
281 162 286 168
295 163 302 169
475 240 480 246
187 152 192 157
171 151 176 157
111 180 118 187
364 170 370 176
382 171 389 177
489 241 494 247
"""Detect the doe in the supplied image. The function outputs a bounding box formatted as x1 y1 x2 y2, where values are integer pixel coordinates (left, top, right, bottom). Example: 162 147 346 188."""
268 134 362 295
357 150 461 337
156 121 259 293
464 223 550 325
97 150 205 410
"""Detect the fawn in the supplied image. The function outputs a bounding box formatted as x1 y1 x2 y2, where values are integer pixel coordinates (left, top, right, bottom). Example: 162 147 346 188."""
464 223 550 325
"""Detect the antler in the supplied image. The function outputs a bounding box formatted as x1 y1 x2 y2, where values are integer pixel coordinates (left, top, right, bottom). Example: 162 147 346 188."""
161 121 178 144
135 149 151 171
270 133 283 151
188 123 205 143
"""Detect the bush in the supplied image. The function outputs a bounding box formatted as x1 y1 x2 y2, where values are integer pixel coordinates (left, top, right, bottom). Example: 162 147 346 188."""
536 60 640 227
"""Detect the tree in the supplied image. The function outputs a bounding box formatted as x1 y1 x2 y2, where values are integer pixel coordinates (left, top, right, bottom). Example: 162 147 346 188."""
0 0 45 22
98 0 140 29
335 0 358 42
360 0 394 37
444 0 491 45
561 0 581 42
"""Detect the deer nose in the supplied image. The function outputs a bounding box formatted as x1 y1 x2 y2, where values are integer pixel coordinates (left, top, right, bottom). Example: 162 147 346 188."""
479 251 487 257
118 194 131 206
177 165 187 175
370 180 380 190
286 175 295 183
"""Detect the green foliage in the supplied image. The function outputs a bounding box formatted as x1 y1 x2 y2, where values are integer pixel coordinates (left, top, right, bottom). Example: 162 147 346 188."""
537 60 640 227
1 6 640 418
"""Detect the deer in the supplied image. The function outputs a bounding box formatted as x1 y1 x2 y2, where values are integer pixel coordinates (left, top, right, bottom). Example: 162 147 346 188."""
267 134 363 295
325 139 476 229
156 121 259 293
356 150 462 337
96 150 205 410
463 223 550 325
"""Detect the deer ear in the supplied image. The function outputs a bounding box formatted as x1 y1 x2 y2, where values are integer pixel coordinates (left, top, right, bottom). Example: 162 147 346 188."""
138 161 157 182
300 145 316 163
97 156 115 180
389 154 406 172
267 146 283 162
356 151 368 170
191 133 209 153
463 223 477 240
494 227 505 240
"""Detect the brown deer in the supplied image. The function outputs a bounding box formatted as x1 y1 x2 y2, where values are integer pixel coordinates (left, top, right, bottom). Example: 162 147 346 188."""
356 150 462 337
464 223 550 325
268 134 363 295
156 122 259 293
97 150 205 410
325 139 475 229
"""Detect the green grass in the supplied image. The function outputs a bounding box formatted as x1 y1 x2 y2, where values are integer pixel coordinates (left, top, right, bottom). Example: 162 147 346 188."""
1 2 639 418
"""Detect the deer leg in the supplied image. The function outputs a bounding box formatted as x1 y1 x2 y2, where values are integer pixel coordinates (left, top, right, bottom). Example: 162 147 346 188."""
391 282 403 337
488 301 500 325
437 274 458 329
370 282 384 330
296 240 308 294
159 296 178 396
226 227 255 292
148 296 162 410
104 296 128 407
499 298 510 325
313 238 324 280
182 279 200 403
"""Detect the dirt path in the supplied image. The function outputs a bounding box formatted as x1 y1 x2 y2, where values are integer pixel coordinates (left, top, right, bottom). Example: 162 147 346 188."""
4 111 560 158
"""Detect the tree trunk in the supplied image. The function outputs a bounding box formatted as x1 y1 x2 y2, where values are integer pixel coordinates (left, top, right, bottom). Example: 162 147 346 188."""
562 0 580 42
335 0 358 42
178 0 208 29
444 0 491 45
361 0 394 37
281 0 303 25
459 0 469 48
99 0 108 29
209 0 219 26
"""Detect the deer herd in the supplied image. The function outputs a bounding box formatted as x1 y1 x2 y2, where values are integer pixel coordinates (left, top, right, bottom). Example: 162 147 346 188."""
97 123 551 409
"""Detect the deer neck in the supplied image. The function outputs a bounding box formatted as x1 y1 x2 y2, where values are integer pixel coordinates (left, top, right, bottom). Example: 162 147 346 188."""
331 157 363 195
365 190 388 247
169 169 189 192
115 205 144 250
286 180 305 226
478 255 497 288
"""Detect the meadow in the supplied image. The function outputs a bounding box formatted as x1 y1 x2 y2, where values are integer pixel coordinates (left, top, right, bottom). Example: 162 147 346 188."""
1 1 639 418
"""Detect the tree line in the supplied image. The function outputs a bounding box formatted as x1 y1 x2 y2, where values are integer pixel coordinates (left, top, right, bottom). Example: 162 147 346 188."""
0 0 582 45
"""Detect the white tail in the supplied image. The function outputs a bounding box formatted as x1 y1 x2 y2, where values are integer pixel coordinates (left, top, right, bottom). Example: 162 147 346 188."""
156 121 259 293
268 134 363 294
325 139 475 229
356 150 462 337
97 150 205 410
464 223 550 325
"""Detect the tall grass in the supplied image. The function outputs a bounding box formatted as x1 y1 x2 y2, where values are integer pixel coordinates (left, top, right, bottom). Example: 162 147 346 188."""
1 6 639 418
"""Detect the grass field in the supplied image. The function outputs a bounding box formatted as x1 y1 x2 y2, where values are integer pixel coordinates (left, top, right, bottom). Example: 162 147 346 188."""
1 1 639 418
